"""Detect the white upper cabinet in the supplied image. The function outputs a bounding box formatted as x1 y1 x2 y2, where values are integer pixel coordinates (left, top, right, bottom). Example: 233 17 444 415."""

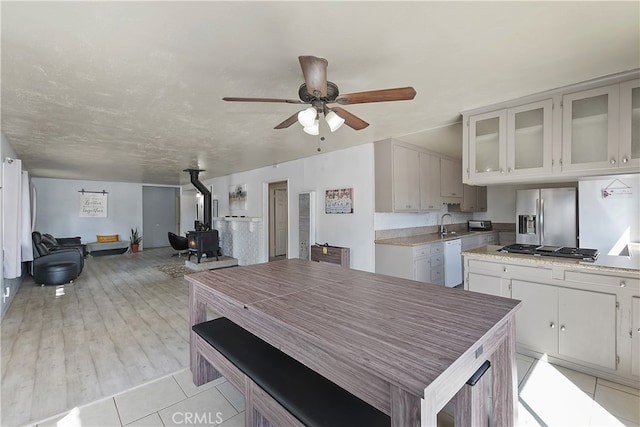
440 157 463 200
375 139 460 212
561 84 620 172
463 70 639 184
508 99 553 176
467 100 552 182
419 151 442 210
392 145 420 211
619 79 640 170
468 110 507 180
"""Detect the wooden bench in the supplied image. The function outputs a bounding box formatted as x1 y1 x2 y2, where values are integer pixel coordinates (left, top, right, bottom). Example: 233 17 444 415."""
192 317 390 427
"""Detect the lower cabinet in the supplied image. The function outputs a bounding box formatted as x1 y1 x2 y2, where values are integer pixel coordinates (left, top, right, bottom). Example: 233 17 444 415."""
558 287 617 369
375 243 431 282
429 242 445 285
511 280 558 357
511 281 617 370
468 272 508 297
414 254 431 282
464 256 634 382
375 241 446 285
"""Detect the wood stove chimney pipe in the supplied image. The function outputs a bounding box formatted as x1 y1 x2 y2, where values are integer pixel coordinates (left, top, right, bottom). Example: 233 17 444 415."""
184 169 212 229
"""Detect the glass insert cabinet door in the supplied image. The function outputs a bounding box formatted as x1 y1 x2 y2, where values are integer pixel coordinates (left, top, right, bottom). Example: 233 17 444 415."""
562 84 620 171
619 79 640 168
469 110 507 179
507 99 553 175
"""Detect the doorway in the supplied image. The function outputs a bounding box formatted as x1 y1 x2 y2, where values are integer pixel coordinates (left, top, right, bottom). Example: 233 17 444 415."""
268 181 288 261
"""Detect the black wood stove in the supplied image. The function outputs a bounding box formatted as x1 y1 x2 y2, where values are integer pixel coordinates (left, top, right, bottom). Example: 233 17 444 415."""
187 230 219 263
184 168 220 263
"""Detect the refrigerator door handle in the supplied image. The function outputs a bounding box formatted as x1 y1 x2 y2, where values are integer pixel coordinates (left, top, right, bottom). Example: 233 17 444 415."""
539 198 544 245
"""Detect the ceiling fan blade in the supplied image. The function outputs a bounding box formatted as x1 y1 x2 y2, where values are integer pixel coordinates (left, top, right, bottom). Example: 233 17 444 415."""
335 87 416 105
274 112 300 129
299 56 328 98
331 107 369 130
223 97 304 104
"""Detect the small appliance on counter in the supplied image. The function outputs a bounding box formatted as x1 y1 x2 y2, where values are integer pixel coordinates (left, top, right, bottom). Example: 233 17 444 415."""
468 220 492 231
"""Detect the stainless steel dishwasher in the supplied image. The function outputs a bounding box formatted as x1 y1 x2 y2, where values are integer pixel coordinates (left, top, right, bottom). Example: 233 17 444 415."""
444 238 462 287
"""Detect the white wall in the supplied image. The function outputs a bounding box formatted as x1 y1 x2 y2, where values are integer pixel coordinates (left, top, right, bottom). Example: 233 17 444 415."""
32 178 143 246
182 144 376 272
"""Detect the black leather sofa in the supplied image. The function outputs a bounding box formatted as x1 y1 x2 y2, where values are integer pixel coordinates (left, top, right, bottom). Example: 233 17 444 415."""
32 231 84 286
41 232 87 258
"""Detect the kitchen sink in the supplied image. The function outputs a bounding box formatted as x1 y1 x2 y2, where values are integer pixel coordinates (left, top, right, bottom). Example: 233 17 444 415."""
440 231 473 239
440 231 474 237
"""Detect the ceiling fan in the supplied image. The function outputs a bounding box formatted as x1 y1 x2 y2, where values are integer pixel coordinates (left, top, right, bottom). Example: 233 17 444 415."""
222 56 416 134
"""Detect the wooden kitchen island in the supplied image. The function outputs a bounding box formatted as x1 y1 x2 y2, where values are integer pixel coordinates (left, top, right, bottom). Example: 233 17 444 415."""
187 259 521 426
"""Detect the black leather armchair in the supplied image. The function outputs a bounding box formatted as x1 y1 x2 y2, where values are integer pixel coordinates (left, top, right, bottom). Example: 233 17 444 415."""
41 232 87 258
32 232 84 285
168 232 189 257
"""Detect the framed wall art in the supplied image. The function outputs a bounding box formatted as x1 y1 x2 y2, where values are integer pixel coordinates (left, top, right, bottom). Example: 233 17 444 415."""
325 188 353 214
229 184 247 210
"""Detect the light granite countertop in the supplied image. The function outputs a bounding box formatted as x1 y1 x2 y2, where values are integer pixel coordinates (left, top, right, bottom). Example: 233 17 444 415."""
374 230 498 246
463 245 640 275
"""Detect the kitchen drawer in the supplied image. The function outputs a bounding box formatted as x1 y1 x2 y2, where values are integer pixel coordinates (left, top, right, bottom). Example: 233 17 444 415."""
430 253 444 267
468 259 552 281
431 265 444 285
430 242 444 255
564 271 640 290
413 245 430 258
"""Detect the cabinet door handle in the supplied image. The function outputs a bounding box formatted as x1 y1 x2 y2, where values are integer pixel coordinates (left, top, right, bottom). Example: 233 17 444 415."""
620 281 626 288
622 157 629 164
507 167 512 173
550 322 555 329
503 266 507 272
500 169 505 174
560 325 566 332
610 159 616 165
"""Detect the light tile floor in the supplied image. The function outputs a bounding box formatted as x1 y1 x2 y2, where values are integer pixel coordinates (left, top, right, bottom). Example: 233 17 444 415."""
30 356 640 427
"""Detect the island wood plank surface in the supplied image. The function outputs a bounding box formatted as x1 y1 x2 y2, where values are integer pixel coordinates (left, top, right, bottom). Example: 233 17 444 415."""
187 259 521 426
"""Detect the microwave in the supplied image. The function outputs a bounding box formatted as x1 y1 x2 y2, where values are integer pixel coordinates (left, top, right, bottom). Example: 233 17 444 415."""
468 220 492 231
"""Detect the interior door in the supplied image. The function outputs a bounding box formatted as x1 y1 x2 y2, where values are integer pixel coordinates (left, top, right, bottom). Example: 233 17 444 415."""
143 186 179 248
274 188 287 256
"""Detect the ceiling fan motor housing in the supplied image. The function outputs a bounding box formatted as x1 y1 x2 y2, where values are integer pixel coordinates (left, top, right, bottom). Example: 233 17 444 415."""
298 81 339 103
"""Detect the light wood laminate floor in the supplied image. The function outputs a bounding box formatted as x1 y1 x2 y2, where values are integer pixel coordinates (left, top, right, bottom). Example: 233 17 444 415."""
1 247 195 427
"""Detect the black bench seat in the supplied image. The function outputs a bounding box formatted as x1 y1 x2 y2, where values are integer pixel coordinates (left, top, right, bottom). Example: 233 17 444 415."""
192 317 390 427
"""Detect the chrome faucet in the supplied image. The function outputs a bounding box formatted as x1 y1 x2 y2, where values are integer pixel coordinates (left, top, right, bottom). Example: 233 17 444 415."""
440 213 454 235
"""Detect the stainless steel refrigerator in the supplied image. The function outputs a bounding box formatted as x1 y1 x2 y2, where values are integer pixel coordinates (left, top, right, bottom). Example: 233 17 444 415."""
516 187 577 247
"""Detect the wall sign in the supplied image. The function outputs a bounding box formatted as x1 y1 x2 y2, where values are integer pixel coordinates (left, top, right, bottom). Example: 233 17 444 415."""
79 190 108 217
601 178 632 199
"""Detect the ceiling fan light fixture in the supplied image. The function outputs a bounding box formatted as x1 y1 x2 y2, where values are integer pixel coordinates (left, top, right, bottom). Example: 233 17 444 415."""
325 110 345 132
297 107 317 127
303 119 320 135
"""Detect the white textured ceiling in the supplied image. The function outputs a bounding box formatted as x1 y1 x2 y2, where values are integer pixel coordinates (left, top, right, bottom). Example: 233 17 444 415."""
2 1 638 185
